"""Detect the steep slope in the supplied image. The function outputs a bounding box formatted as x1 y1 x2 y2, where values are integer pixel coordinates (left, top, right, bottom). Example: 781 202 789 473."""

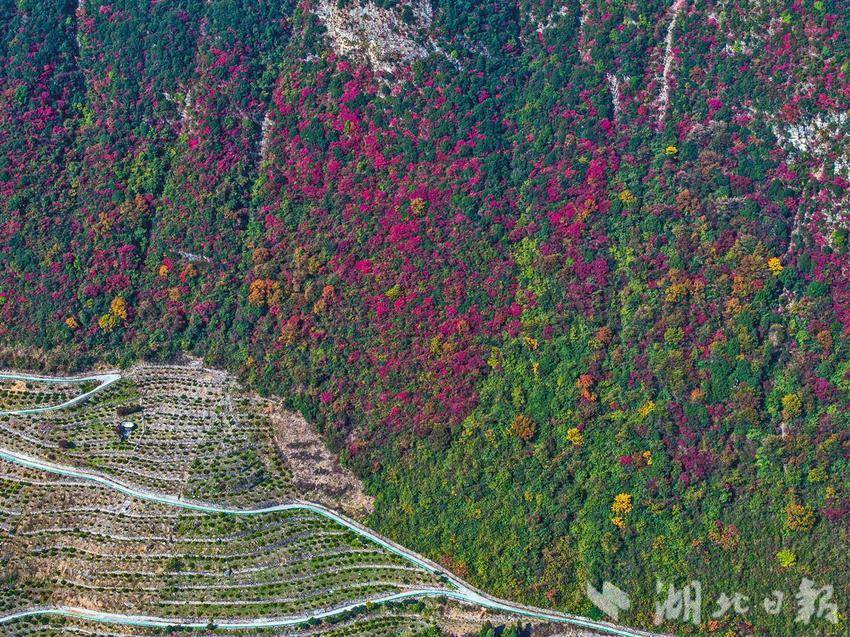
0 1 847 634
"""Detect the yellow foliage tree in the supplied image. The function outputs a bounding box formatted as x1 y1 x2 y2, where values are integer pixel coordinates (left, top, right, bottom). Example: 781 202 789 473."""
110 296 128 321
248 279 267 306
638 400 655 419
781 393 802 420
409 197 426 215
98 313 118 333
618 189 636 206
612 493 633 515
248 279 282 308
776 549 796 567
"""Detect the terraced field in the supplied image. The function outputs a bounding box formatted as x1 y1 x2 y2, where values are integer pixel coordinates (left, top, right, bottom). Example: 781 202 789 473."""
0 366 283 506
0 364 371 513
0 365 456 634
0 460 441 623
1 606 440 637
0 376 91 413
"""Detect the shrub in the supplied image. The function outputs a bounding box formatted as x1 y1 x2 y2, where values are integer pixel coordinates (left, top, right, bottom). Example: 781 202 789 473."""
510 414 537 441
785 503 815 532
566 427 583 446
776 549 796 567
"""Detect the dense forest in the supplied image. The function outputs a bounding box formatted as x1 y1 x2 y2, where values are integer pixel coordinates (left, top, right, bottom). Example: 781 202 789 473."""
0 0 848 634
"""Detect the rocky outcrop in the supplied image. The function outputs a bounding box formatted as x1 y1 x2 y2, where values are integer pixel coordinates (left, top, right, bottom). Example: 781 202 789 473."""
314 0 432 74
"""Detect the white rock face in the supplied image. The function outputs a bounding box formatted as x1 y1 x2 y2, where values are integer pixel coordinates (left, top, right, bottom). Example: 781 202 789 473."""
770 111 849 253
773 112 849 177
314 0 433 74
531 5 570 36
607 73 621 119
656 0 687 130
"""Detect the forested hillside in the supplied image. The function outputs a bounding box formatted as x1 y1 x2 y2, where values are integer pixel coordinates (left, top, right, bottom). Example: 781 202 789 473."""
1 0 848 634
